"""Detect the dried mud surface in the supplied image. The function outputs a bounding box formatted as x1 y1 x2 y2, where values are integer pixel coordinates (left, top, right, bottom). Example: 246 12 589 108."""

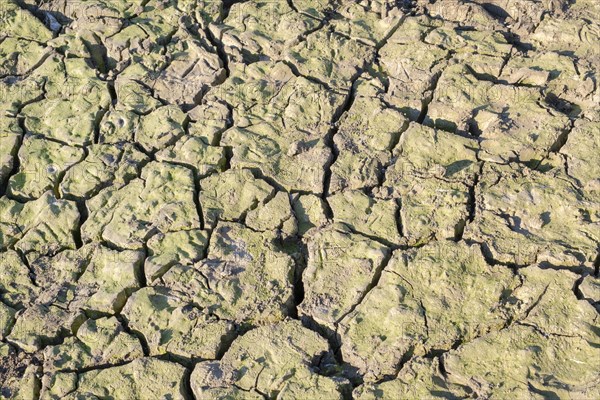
1 0 599 399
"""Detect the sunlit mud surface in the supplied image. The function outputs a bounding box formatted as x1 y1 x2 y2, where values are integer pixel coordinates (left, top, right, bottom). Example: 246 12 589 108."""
1 0 599 398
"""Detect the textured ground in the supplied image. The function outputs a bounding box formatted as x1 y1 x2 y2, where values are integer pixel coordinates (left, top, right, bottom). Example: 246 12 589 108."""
1 0 599 399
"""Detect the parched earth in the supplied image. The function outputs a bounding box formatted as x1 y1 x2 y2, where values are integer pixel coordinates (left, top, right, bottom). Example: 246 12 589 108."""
0 0 599 399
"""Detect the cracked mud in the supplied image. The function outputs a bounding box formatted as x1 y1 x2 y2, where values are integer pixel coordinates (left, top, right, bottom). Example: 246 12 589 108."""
1 0 599 399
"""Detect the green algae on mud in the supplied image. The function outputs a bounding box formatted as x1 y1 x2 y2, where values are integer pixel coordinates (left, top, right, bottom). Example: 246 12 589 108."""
1 0 599 398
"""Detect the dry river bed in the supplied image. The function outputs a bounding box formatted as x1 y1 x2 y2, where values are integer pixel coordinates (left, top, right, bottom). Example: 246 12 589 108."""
0 0 599 399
